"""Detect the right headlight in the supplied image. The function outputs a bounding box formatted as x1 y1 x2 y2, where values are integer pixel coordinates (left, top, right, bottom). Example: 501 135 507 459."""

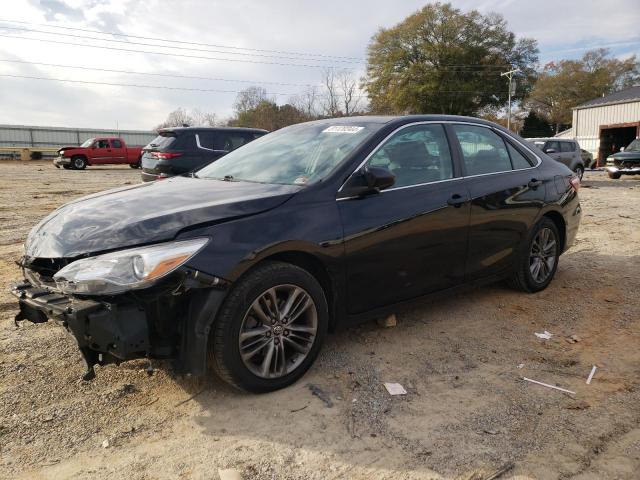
53 238 209 295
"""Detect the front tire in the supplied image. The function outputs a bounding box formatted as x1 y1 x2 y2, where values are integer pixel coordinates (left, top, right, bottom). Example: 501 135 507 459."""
210 261 328 393
71 156 87 170
508 218 560 293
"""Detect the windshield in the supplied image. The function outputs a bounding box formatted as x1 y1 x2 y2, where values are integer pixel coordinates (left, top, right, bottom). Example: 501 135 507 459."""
197 121 381 185
625 139 640 152
80 138 95 147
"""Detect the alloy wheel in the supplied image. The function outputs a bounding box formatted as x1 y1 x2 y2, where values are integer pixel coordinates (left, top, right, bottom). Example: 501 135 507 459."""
238 284 317 379
529 227 557 283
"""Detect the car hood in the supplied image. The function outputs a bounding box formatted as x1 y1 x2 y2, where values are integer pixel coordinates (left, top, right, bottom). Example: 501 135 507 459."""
58 146 83 153
25 176 301 258
610 151 640 161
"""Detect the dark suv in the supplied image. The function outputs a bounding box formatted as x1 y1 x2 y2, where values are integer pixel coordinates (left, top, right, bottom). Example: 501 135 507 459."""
141 127 267 182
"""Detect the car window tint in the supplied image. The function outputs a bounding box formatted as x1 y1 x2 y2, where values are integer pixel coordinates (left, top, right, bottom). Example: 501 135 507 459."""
545 141 561 152
221 133 250 151
179 134 197 152
452 125 512 175
198 131 216 150
560 142 574 152
111 139 122 148
506 142 533 169
367 124 453 188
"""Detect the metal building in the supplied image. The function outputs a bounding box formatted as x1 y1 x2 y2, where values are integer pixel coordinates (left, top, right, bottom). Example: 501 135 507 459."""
562 86 640 165
0 124 156 158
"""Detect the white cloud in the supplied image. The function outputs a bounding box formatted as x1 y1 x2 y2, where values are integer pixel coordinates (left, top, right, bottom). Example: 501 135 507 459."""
0 0 638 129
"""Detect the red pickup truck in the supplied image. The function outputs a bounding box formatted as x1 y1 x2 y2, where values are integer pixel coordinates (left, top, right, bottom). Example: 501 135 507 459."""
53 137 143 170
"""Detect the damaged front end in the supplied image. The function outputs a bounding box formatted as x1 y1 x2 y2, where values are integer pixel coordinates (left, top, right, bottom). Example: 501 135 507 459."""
11 245 228 381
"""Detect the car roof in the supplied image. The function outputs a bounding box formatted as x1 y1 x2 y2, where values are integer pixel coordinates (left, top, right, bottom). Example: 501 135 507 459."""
158 126 268 134
300 114 508 128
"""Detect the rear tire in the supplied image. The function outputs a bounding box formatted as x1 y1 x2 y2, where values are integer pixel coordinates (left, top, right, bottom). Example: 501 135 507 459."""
508 217 560 293
607 171 622 180
209 261 328 393
71 156 86 170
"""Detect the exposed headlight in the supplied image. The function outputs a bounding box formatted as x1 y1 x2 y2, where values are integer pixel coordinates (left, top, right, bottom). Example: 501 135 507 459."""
53 238 208 295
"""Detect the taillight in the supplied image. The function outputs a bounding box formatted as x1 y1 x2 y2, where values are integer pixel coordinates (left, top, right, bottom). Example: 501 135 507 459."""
569 176 580 191
151 152 182 160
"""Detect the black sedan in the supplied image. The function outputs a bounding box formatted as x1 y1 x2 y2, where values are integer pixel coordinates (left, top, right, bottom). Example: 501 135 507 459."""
11 115 581 392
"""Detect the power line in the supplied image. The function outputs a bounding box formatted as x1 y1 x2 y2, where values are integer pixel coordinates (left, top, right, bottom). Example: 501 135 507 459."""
0 73 508 96
0 58 321 88
0 73 305 96
0 18 363 61
0 33 347 69
0 24 362 64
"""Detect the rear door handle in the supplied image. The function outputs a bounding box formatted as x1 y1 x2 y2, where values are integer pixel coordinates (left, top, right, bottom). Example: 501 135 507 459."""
447 193 467 207
528 179 543 188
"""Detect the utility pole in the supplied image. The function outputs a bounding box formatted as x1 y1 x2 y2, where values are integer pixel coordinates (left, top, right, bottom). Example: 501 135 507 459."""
501 68 519 131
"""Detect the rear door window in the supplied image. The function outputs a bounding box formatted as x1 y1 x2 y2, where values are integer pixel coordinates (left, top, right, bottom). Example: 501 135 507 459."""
451 125 512 175
111 139 122 148
220 133 251 151
197 131 217 150
545 141 561 152
560 141 575 152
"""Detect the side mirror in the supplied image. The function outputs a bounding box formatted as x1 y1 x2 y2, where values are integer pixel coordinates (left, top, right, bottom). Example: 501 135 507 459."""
339 166 395 198
544 148 556 154
620 147 625 152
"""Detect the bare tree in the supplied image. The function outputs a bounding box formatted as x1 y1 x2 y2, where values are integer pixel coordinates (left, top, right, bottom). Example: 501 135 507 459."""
234 86 268 116
321 68 340 117
190 109 218 127
289 86 320 118
338 70 362 116
155 108 193 129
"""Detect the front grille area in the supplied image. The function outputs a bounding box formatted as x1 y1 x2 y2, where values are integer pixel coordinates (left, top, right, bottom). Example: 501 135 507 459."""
22 257 72 288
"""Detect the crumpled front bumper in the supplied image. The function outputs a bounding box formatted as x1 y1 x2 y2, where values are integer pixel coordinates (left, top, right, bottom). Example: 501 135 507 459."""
53 156 71 166
10 281 149 379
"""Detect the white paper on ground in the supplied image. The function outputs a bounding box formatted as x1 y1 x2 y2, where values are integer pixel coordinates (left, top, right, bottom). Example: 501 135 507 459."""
535 330 553 340
586 365 597 384
384 382 407 395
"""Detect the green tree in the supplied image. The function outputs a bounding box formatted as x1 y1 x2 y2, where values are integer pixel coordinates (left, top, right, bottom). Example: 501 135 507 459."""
527 49 639 132
520 110 554 138
363 2 538 115
230 99 310 131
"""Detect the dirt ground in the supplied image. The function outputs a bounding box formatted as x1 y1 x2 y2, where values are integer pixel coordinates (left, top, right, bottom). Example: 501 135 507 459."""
0 161 639 480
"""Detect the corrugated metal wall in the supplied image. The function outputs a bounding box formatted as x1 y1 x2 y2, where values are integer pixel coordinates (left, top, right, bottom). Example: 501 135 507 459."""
0 124 156 149
572 101 640 155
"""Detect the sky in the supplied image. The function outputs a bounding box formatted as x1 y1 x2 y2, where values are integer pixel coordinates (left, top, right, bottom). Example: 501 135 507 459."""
0 0 638 130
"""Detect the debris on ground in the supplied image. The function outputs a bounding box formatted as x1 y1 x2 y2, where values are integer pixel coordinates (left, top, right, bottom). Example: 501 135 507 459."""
376 313 397 328
565 334 581 343
307 383 333 407
483 461 515 480
383 382 407 395
534 330 553 340
218 468 242 480
586 365 597 384
101 439 110 449
522 377 576 395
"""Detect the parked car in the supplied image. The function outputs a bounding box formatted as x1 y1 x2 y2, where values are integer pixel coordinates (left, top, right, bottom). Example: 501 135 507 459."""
53 137 143 170
605 138 640 179
580 149 594 169
528 138 585 179
11 115 581 392
140 127 267 182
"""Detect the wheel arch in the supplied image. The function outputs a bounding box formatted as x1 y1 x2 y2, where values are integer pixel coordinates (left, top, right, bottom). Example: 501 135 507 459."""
258 250 338 330
542 210 566 253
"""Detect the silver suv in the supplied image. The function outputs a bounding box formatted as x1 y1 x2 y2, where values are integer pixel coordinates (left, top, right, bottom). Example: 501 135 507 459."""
528 138 585 179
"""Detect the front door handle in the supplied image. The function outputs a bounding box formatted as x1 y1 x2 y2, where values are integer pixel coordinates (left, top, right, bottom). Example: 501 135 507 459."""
447 193 467 207
528 179 543 188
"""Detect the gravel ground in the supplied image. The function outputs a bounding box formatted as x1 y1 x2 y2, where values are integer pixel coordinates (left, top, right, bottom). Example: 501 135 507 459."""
0 162 639 480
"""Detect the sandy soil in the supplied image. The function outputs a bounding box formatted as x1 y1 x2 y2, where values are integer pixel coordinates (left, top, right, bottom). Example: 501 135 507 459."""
0 162 639 480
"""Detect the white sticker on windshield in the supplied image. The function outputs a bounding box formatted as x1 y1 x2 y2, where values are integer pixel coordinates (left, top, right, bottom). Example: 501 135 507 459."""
322 126 364 133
